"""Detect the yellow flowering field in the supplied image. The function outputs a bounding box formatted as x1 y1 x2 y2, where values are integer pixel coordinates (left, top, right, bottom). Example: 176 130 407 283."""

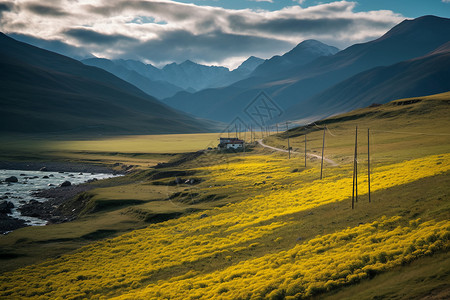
0 153 449 299
114 216 450 299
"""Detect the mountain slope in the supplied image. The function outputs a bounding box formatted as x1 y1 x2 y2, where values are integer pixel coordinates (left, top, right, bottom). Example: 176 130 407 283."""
163 15 450 123
163 40 340 122
283 46 450 122
0 33 215 135
161 60 230 91
208 56 265 88
82 58 183 99
251 39 339 77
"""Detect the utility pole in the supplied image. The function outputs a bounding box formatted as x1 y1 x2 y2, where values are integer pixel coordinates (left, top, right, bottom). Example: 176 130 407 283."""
235 124 238 139
355 126 358 203
243 129 246 154
320 127 325 179
276 123 279 134
368 128 371 203
304 134 307 168
286 122 291 159
352 126 358 209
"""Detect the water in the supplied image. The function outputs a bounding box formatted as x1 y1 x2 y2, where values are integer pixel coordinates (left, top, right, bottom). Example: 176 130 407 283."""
0 169 118 226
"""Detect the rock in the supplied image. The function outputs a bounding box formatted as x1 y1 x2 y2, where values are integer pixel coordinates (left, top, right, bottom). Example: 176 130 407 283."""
0 201 14 214
60 181 71 187
4 176 18 183
0 195 8 200
266 176 273 179
175 177 183 184
49 174 54 177
42 176 49 179
0 215 28 234
48 184 55 187
31 176 39 179
40 167 48 171
20 173 27 176
199 214 208 219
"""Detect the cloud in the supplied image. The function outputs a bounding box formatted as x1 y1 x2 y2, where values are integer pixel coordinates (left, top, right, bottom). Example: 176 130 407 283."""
0 2 13 13
130 29 293 65
0 0 404 68
24 2 68 17
442 0 450 3
64 28 138 46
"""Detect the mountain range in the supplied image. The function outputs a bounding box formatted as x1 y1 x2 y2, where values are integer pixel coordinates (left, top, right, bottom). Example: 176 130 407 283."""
82 56 265 99
0 33 216 135
162 15 450 124
283 42 450 122
1 15 449 135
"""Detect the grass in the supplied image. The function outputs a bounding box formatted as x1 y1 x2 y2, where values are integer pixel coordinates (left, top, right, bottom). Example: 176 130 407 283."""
0 92 449 298
0 132 266 169
265 92 450 165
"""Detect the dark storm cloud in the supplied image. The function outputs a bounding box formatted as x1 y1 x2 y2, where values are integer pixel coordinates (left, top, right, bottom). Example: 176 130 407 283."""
86 1 194 21
229 16 355 35
130 29 293 63
0 2 14 13
24 2 68 17
64 28 138 46
0 0 404 67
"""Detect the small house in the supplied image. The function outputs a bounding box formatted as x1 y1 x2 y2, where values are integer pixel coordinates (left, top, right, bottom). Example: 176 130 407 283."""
218 137 244 149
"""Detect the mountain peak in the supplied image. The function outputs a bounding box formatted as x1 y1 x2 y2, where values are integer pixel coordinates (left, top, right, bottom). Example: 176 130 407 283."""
286 39 339 58
378 15 450 41
181 59 196 66
235 56 264 73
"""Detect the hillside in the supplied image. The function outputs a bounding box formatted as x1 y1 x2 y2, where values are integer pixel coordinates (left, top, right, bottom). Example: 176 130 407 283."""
81 58 184 99
282 45 450 122
1 92 449 299
0 33 215 135
251 39 339 77
163 15 450 123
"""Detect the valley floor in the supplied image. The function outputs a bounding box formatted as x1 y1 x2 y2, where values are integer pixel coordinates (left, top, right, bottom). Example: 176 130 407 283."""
0 93 449 299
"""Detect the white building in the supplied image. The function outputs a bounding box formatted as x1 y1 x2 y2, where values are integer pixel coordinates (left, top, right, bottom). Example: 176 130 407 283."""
218 137 244 149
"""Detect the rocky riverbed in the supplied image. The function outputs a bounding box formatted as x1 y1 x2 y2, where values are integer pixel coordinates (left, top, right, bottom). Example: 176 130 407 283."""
0 162 120 234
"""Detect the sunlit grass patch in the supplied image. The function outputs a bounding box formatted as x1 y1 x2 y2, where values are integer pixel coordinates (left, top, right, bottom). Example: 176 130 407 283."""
0 152 448 299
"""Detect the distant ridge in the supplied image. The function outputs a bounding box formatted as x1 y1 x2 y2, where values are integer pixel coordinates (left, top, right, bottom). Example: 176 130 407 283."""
0 33 216 135
283 45 450 122
82 57 184 99
162 15 450 123
251 39 339 77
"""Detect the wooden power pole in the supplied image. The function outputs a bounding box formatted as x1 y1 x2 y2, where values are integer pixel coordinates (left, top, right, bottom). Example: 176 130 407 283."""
320 128 325 179
368 128 371 203
352 126 358 209
286 122 291 159
304 134 307 168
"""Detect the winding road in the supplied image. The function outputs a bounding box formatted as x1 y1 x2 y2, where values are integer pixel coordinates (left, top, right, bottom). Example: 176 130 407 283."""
257 139 338 166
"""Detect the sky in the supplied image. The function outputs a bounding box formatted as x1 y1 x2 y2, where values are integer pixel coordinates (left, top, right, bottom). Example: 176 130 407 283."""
0 0 449 69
